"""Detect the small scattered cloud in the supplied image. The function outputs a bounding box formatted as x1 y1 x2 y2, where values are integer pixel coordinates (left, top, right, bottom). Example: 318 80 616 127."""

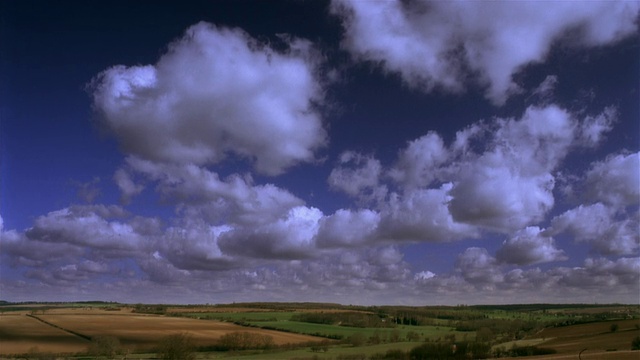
72 177 101 203
414 270 436 281
114 168 144 204
530 75 558 103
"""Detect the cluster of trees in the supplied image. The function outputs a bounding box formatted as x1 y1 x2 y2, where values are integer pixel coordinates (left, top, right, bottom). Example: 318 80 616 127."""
350 342 557 360
380 307 487 325
215 331 275 351
492 345 556 358
87 336 124 359
409 342 492 359
132 304 167 314
333 342 492 360
156 333 196 360
291 312 394 328
455 318 541 342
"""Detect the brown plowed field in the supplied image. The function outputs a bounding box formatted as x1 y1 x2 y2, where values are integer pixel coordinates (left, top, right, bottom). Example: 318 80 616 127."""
0 310 325 355
496 318 640 360
537 319 640 354
499 350 639 360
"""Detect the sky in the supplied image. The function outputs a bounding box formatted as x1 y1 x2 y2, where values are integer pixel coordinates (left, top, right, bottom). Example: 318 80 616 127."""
0 0 638 305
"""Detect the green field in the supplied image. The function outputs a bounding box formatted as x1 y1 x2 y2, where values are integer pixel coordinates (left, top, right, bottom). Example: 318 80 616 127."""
175 309 472 343
182 311 296 322
244 320 465 342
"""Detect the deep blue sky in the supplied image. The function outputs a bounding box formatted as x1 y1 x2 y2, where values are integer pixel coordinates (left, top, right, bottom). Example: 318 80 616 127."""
1 0 638 305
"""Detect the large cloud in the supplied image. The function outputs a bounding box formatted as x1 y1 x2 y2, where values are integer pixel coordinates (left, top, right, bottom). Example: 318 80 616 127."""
456 247 503 287
91 22 326 175
157 220 234 272
218 206 323 259
548 203 639 256
326 104 617 242
1 228 83 268
583 152 640 208
124 157 304 227
448 105 573 231
316 208 380 248
496 227 566 265
25 205 143 253
378 183 478 242
389 132 449 190
331 0 639 104
546 152 640 255
555 257 640 289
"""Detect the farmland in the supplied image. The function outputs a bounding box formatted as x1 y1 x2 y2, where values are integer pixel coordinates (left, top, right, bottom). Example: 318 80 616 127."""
0 307 324 358
0 302 638 359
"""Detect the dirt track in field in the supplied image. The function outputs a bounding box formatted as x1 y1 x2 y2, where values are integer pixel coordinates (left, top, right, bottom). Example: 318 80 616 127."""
0 314 90 355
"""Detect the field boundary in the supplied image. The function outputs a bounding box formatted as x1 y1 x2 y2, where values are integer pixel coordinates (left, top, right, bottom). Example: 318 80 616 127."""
26 314 92 342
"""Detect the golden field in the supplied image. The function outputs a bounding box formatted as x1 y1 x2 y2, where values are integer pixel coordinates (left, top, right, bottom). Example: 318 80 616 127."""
0 307 323 356
0 313 89 354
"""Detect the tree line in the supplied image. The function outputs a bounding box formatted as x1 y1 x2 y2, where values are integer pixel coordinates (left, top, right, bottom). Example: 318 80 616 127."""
290 311 395 328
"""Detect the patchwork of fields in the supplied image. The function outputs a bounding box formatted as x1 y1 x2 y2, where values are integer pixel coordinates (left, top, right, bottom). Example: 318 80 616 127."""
0 303 638 359
0 308 324 357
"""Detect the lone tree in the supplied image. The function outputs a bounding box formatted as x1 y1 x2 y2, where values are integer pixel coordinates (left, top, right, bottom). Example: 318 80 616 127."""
610 323 619 333
158 333 196 360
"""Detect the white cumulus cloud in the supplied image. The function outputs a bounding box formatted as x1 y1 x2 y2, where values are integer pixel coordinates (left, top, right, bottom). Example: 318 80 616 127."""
91 22 326 175
331 0 639 104
25 205 142 252
496 227 567 265
316 209 380 248
378 183 479 242
218 206 323 259
456 247 503 287
584 152 640 208
548 203 639 256
328 151 387 203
